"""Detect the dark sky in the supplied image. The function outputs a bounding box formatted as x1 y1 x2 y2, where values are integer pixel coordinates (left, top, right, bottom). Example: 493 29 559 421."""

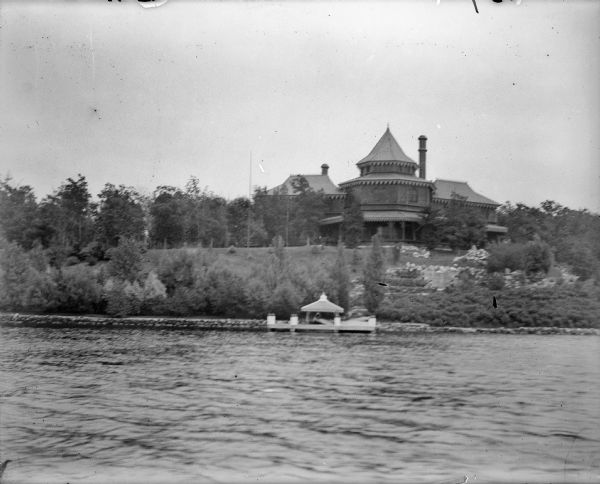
1 0 598 211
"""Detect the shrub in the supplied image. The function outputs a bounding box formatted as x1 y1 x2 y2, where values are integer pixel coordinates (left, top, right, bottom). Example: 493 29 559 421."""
351 249 362 270
45 245 71 268
23 269 59 312
57 265 103 313
244 278 270 318
141 271 167 314
268 279 301 318
206 265 247 317
487 243 527 273
485 272 505 290
329 242 350 311
555 238 599 281
161 286 203 316
363 234 385 313
103 278 143 317
28 244 50 272
65 256 81 267
524 240 552 275
79 241 105 265
157 250 196 294
107 237 144 282
291 260 330 304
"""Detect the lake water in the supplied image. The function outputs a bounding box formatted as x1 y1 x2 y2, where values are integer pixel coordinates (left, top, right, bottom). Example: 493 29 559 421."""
0 325 599 484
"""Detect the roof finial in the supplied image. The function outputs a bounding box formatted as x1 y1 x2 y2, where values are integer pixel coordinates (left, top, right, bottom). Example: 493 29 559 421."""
386 122 390 130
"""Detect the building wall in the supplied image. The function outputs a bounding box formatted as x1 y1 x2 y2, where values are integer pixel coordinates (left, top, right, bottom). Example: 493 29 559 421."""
359 164 415 177
352 184 430 208
325 197 345 216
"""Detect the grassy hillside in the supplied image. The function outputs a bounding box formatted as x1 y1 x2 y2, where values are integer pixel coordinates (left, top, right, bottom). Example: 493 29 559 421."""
3 240 599 327
145 245 457 274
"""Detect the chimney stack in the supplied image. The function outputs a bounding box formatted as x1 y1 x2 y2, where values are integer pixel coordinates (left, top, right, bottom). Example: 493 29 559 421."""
321 163 329 176
418 135 427 179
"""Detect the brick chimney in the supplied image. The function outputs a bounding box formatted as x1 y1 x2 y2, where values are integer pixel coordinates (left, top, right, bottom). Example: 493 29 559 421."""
321 163 329 175
418 135 427 179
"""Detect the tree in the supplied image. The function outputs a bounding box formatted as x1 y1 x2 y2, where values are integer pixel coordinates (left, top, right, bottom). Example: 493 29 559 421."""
419 207 443 251
37 175 94 253
498 202 546 243
439 195 487 251
0 241 57 311
342 191 364 248
524 239 552 275
329 241 350 311
290 176 310 195
253 187 289 243
149 186 186 248
182 178 228 247
291 188 327 245
363 233 385 313
226 196 268 247
227 197 251 246
0 241 32 309
498 200 600 280
96 184 145 249
0 178 39 249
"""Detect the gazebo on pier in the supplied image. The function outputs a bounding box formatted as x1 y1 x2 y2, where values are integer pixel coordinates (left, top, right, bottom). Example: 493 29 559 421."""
300 293 343 324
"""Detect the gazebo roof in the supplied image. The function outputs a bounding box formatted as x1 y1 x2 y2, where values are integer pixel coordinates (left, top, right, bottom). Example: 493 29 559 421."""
357 127 417 165
300 293 344 313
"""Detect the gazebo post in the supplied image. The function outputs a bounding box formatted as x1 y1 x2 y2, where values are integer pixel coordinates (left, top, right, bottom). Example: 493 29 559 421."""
334 312 341 326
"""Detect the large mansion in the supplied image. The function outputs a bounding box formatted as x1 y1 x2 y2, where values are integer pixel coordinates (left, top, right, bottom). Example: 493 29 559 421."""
267 127 507 243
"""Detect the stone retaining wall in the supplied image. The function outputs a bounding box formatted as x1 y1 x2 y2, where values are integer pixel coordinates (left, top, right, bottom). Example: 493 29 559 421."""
0 313 266 330
1 313 598 335
376 321 600 335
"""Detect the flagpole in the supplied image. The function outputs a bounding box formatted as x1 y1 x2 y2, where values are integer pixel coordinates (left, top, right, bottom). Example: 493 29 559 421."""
247 151 252 250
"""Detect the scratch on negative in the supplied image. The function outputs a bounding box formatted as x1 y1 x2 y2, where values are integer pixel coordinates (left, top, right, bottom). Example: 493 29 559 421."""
139 0 170 9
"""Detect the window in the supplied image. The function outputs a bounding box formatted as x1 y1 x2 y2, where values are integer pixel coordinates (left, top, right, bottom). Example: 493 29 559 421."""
408 187 418 203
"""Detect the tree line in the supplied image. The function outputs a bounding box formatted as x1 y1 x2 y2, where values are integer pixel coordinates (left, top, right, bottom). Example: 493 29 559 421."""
0 174 335 264
1 174 599 280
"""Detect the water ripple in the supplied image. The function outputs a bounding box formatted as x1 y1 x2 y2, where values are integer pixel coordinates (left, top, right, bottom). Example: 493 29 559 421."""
0 327 599 483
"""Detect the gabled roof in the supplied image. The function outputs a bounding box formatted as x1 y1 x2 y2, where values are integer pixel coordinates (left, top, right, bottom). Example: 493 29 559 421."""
433 179 499 206
267 174 341 195
357 127 417 165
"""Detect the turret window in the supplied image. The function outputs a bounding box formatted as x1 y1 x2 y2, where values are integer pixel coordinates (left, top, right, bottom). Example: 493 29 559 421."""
409 187 418 203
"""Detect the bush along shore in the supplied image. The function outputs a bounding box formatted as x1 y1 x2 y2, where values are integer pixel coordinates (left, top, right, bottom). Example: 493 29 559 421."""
1 236 600 331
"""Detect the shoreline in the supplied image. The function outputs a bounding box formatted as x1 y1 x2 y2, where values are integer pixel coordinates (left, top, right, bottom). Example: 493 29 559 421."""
1 313 598 335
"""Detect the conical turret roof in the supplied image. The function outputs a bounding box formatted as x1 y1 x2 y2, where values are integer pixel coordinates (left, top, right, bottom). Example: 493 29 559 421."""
357 127 416 165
